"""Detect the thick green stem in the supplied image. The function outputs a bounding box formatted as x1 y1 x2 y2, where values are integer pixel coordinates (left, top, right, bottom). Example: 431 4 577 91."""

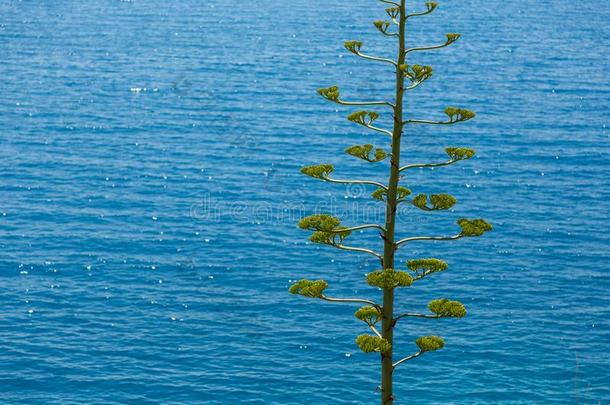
381 1 406 404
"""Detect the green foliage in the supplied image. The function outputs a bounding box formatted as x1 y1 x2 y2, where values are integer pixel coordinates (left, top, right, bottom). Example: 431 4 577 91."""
344 40 363 54
298 214 340 232
416 336 445 352
386 7 400 19
407 258 448 279
372 187 411 202
289 279 328 298
355 306 381 324
373 20 391 35
347 110 379 125
317 85 340 101
446 147 475 161
367 268 413 289
300 164 334 179
400 64 434 83
412 193 457 211
356 334 392 355
445 33 461 44
345 144 388 163
428 298 467 318
444 107 476 123
457 218 493 237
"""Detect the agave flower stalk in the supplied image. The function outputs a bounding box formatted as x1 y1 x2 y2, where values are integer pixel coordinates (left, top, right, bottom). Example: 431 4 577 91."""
289 2 491 403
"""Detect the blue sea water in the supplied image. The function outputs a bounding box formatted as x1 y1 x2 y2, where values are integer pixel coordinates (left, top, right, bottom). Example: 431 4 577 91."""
0 0 609 403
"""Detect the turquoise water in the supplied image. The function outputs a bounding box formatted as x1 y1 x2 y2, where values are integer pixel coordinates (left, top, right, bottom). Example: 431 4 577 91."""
0 0 609 403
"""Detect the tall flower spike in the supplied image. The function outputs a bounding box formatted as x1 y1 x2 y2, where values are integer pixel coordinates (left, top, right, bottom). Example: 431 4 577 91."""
317 86 340 102
290 2 490 401
457 218 493 236
344 40 363 54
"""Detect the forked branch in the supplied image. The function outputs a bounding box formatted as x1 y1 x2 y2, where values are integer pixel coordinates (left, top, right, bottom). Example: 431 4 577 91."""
345 41 397 67
404 107 475 125
406 2 438 19
347 111 393 137
318 86 395 109
404 33 461 55
300 164 388 190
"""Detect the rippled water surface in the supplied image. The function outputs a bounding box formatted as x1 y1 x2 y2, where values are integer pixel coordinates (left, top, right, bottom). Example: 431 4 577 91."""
1 0 609 404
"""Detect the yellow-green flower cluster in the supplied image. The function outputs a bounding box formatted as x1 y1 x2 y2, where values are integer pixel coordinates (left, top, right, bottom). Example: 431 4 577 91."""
400 64 434 82
428 298 467 318
355 306 381 324
416 336 445 352
372 187 411 202
373 20 391 34
345 144 388 163
412 193 457 211
445 33 461 44
300 164 334 179
317 86 340 101
356 334 391 354
445 107 476 122
298 214 340 232
298 214 351 245
457 218 493 236
446 147 475 161
367 268 413 289
289 279 328 298
407 258 448 279
347 110 379 125
386 7 400 19
309 227 351 245
344 40 363 54
426 2 438 12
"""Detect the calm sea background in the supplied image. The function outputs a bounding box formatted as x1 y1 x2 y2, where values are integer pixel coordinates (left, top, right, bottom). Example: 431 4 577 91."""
1 0 609 404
